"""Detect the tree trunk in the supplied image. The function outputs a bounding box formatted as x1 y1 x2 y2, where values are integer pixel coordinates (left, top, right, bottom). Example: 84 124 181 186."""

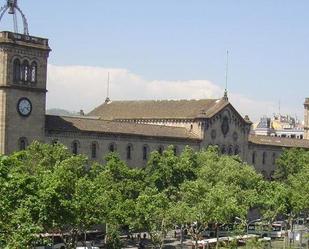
216 224 219 249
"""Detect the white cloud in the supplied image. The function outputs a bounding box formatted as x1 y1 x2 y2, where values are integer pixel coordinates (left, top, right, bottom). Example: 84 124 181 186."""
47 64 281 122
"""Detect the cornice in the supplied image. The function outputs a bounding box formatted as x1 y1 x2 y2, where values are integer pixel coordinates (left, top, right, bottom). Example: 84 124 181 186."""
0 84 47 93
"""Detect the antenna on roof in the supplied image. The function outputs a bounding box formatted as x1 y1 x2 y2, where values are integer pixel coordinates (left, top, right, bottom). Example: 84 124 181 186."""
105 72 111 103
223 50 229 101
0 0 29 35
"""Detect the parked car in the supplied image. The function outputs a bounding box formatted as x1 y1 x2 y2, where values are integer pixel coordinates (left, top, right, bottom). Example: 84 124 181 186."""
247 221 287 238
76 242 100 249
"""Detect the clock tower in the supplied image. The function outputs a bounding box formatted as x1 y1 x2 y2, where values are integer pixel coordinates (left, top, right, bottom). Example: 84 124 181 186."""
0 1 51 154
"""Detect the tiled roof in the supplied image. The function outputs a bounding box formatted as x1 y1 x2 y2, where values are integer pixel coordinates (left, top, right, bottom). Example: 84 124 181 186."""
88 99 229 120
45 115 201 141
249 135 309 149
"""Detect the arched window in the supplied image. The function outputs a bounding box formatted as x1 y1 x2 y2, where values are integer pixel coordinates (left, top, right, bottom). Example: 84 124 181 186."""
126 144 133 160
22 60 30 82
262 152 267 165
158 145 164 155
72 140 79 155
173 146 178 156
109 143 116 152
30 61 37 83
221 146 226 155
91 142 98 159
261 170 268 179
13 59 21 83
272 153 276 165
270 170 275 181
234 146 240 155
228 146 233 155
19 137 28 151
252 151 256 164
51 139 59 145
143 145 149 161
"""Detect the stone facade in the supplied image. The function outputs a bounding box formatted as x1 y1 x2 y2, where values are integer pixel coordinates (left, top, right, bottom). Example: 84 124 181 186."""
0 31 308 178
0 32 50 154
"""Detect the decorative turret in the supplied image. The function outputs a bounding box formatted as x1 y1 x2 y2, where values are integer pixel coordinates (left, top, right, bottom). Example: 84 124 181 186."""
223 89 229 101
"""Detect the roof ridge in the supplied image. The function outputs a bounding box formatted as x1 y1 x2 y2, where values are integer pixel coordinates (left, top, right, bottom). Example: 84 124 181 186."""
46 115 201 140
105 98 219 103
47 115 194 132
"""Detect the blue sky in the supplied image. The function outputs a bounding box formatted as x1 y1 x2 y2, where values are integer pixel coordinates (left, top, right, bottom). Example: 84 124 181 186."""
0 0 308 121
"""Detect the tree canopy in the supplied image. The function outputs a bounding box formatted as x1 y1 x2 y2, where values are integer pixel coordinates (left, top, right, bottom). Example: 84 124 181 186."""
0 142 308 248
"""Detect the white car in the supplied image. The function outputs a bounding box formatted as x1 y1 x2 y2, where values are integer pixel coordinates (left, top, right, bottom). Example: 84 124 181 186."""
76 241 100 249
35 242 99 249
76 247 99 249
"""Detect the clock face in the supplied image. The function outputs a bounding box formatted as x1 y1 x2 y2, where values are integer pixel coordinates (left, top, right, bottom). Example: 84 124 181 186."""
17 98 32 117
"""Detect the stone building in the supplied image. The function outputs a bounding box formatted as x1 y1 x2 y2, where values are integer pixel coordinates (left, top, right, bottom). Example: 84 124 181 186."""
0 16 308 179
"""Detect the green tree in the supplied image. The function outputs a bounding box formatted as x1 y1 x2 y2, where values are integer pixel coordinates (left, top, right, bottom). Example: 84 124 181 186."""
177 148 264 248
0 142 109 249
274 148 309 181
94 153 146 246
134 187 172 249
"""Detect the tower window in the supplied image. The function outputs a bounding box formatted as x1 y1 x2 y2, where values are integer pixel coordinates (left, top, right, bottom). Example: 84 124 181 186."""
143 145 149 161
18 137 28 151
72 140 79 155
126 144 133 160
30 61 37 83
22 60 30 82
91 142 98 159
13 59 21 83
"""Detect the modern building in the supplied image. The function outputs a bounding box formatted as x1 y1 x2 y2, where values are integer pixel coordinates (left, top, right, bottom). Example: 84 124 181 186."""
0 1 308 180
253 114 304 139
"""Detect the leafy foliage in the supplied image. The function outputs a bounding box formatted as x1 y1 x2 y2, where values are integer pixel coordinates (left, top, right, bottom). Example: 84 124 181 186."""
1 142 308 249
